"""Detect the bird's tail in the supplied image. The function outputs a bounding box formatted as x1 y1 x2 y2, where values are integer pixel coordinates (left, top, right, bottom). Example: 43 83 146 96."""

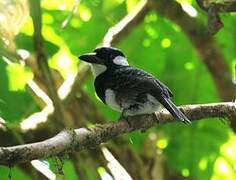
159 98 191 124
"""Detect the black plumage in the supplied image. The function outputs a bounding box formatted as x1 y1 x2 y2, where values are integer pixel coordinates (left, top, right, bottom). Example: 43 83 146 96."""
95 66 190 123
79 47 191 124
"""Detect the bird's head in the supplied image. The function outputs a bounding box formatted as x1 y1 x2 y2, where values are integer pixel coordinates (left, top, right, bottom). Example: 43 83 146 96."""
79 47 129 67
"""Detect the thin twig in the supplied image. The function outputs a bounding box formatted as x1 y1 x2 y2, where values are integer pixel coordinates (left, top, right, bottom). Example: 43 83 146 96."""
61 0 81 29
103 0 150 46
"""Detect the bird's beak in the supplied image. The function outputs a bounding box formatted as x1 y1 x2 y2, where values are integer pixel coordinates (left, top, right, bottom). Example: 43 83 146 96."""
78 52 102 64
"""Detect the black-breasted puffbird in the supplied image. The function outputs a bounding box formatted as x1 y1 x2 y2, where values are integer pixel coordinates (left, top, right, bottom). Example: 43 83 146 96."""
79 47 191 124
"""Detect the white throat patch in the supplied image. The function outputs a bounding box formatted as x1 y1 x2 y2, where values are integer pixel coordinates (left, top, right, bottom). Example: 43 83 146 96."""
112 56 129 66
91 64 107 77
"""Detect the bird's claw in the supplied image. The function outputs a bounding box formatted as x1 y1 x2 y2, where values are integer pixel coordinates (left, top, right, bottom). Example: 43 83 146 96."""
119 111 132 127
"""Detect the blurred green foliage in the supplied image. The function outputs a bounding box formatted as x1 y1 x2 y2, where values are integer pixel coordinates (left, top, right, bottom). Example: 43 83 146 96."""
0 0 235 179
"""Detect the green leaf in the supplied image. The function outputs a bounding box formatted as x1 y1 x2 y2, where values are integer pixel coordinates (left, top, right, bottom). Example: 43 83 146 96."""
0 166 31 180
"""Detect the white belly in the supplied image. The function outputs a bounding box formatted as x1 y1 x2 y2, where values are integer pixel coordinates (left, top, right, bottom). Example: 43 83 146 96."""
105 89 121 111
105 90 161 115
125 94 162 116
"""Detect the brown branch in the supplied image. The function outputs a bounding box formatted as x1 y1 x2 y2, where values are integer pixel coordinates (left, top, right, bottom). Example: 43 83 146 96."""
150 0 235 101
196 0 236 34
29 0 70 127
149 0 236 131
196 0 236 12
0 102 235 165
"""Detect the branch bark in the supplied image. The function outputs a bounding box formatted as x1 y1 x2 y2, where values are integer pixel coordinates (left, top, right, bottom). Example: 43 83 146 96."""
29 0 70 127
0 102 235 165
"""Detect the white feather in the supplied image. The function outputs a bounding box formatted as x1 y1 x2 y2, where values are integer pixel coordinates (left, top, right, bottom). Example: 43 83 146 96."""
112 56 129 66
105 89 121 111
125 94 161 116
91 64 107 77
105 90 161 116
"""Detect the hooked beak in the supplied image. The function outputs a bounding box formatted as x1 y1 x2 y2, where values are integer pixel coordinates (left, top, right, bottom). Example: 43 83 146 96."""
78 52 102 64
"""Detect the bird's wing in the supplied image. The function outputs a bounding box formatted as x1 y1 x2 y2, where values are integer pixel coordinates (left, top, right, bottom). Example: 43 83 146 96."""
108 67 190 123
108 67 172 101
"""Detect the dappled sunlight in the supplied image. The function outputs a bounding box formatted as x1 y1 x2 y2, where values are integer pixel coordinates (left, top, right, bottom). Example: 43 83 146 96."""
177 0 197 17
232 59 236 84
144 24 159 39
161 38 171 48
145 12 158 23
58 73 77 100
182 168 190 177
43 13 54 24
101 147 132 180
50 47 78 78
0 0 29 45
17 49 30 60
103 0 147 46
31 160 56 180
20 16 33 36
97 167 113 180
212 157 235 180
20 105 54 131
142 38 151 47
156 137 169 149
20 80 54 131
41 20 79 79
6 63 33 91
27 80 53 106
220 133 236 162
43 25 64 45
211 132 236 179
0 117 6 130
198 157 208 171
42 0 76 11
79 5 92 22
180 2 197 17
185 62 195 71
70 18 82 28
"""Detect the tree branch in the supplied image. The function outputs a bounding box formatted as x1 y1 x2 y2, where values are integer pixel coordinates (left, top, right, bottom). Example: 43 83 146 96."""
0 102 235 165
29 0 70 127
196 0 236 34
150 0 235 101
103 0 150 46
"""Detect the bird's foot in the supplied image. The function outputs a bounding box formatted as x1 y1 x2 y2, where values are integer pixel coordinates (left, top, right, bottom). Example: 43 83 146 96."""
119 110 132 127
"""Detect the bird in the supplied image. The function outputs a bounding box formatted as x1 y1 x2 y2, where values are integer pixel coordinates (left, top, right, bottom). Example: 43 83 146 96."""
78 47 191 124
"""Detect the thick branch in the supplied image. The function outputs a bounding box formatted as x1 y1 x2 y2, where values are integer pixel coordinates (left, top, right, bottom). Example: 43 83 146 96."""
196 0 236 12
196 0 236 34
0 102 235 165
